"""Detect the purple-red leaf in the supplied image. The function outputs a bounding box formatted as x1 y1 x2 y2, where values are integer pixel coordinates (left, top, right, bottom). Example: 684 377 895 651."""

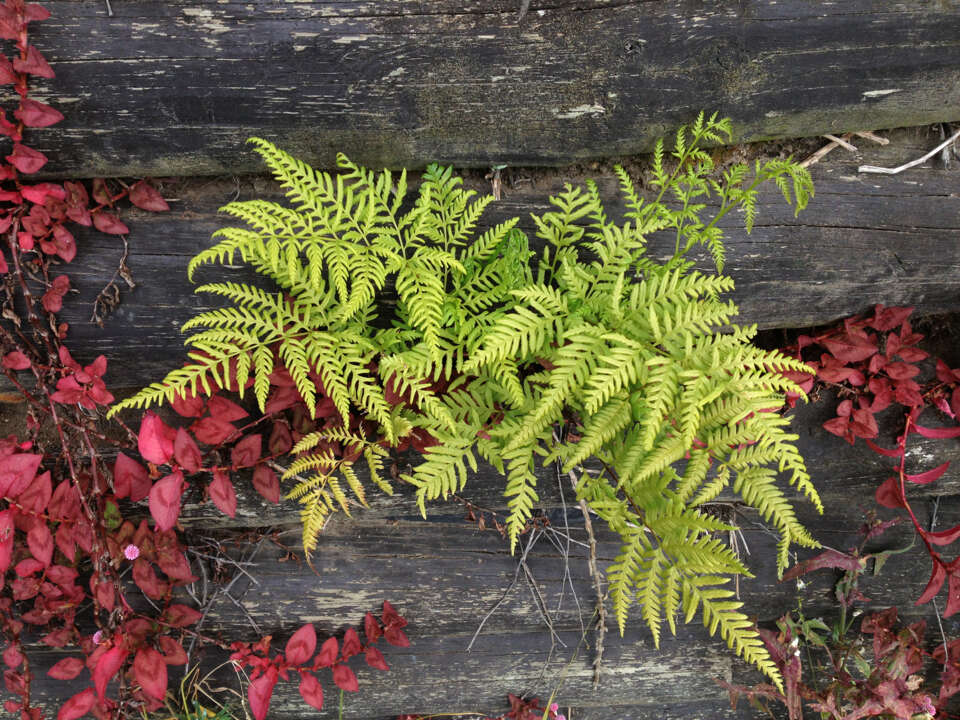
781 549 864 582
252 463 279 504
248 670 277 720
13 45 54 78
47 657 84 680
285 624 317 666
332 663 359 692
133 647 167 700
14 99 63 127
57 688 96 720
138 412 174 465
93 645 127 701
92 211 129 235
906 461 950 485
298 672 324 711
129 180 169 212
914 424 960 440
148 471 184 531
208 469 237 518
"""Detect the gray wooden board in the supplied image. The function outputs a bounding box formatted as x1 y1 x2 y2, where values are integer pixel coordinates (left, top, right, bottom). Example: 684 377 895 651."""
27 125 960 390
20 0 960 177
18 389 960 717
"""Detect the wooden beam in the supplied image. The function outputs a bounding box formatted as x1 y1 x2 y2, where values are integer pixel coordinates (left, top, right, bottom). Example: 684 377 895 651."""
44 126 960 389
24 1 960 177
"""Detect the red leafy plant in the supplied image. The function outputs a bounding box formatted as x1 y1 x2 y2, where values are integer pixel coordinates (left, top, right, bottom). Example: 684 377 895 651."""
0 2 413 719
784 305 960 616
399 693 567 720
230 601 408 720
723 518 957 720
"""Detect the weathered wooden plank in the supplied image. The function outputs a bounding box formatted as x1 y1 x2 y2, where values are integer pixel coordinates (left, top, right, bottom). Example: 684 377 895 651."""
45 125 960 389
20 1 960 177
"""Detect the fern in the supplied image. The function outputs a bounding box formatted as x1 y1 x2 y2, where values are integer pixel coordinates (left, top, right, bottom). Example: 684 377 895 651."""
113 116 818 689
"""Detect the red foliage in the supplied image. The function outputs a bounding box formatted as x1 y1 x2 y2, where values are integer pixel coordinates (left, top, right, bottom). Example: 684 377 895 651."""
785 305 960 615
230 602 406 718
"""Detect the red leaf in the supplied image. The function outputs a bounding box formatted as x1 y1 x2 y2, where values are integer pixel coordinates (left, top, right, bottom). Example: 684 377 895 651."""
128 180 169 212
906 461 950 485
0 452 42 498
231 434 262 468
382 601 407 628
51 225 75 262
132 559 167 600
92 212 129 235
268 422 292 456
885 361 920 381
252 463 279 504
2 645 21 668
248 670 277 720
340 627 362 660
822 333 878 363
898 346 929 362
364 612 382 644
91 178 111 206
93 645 127 701
822 416 849 439
947 573 960 617
332 663 358 692
113 452 148 501
138 412 174 465
190 417 237 445
384 626 409 647
315 637 338 668
171 390 205 417
850 408 879 440
914 559 944 606
1 351 29 370
895 383 924 407
26 523 52 566
24 5 50 23
0 510 13 573
298 672 324 711
6 143 46 174
94 578 114 612
14 558 42 576
876 476 905 509
157 636 187 666
208 395 248 421
133 647 167 700
937 359 960 384
864 439 904 458
13 45 54 78
365 646 389 671
173 428 202 473
0 56 14 84
13 100 63 127
926 523 960 547
285 624 316 666
914 424 960 439
42 285 64 313
149 471 184 531
57 688 96 720
47 657 84 680
162 604 202 628
208 469 236 518
869 305 914 332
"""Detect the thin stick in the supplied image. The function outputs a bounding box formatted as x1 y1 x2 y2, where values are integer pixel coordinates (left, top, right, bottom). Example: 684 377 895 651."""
568 468 605 689
823 134 857 152
799 140 839 168
854 131 889 145
859 127 960 175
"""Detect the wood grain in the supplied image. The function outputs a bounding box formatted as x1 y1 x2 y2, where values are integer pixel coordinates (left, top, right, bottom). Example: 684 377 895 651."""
22 0 960 177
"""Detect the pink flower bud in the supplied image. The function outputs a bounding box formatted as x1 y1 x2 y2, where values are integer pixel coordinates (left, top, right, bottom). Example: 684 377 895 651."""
123 544 140 560
92 630 103 644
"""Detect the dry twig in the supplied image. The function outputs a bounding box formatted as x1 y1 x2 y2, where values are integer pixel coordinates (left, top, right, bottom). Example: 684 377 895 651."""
859 127 960 175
